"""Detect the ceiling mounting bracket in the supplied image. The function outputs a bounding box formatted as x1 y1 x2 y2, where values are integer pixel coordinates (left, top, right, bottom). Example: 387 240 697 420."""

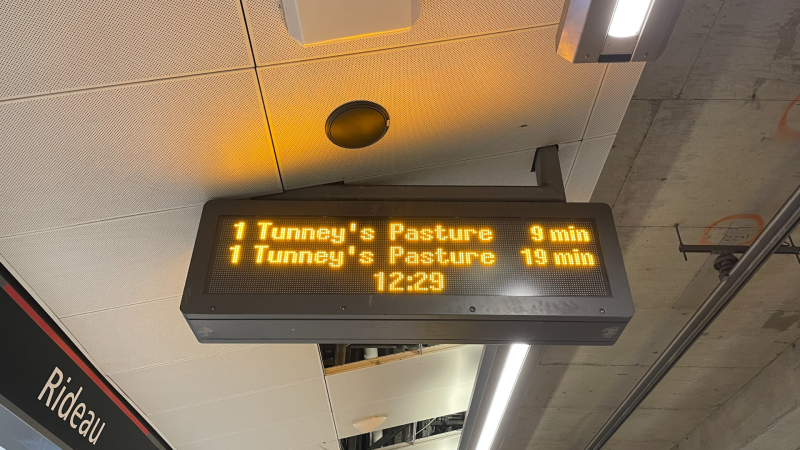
674 224 800 265
251 145 566 203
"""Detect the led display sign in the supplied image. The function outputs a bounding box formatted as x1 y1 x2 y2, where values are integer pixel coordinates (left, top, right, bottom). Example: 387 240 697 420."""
209 217 608 297
181 200 633 345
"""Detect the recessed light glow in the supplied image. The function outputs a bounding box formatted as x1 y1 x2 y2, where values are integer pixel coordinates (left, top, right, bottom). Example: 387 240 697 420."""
608 0 654 37
475 344 530 450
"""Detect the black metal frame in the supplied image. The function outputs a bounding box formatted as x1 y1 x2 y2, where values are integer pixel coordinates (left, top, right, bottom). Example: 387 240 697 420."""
674 224 800 264
181 200 632 344
180 146 634 344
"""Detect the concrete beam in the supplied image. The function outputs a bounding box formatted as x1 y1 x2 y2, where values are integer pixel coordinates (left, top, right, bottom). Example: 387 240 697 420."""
673 339 800 450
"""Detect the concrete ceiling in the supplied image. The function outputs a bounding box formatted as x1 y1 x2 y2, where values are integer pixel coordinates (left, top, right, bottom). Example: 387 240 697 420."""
502 0 800 448
1 0 799 450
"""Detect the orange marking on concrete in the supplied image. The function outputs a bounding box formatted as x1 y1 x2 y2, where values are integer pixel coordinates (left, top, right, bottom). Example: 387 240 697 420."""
776 93 800 142
700 214 765 245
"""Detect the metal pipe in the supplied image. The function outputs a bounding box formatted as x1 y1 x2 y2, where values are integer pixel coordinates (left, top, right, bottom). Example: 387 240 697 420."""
585 184 800 450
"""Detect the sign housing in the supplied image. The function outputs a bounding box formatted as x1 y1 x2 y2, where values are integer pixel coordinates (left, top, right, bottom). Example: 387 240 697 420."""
181 199 633 345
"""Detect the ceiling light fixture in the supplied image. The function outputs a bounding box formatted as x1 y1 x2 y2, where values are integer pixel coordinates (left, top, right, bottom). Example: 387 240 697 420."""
326 101 390 149
458 345 541 450
474 344 529 450
280 0 420 47
607 0 655 37
556 0 685 63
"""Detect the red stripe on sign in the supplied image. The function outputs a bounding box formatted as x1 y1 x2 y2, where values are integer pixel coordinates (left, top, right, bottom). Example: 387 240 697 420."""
3 283 150 436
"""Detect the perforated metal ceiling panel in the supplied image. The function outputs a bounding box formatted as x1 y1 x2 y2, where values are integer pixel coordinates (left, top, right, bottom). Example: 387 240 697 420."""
110 345 323 414
259 27 606 188
0 0 252 100
59 296 249 375
566 135 617 202
347 142 581 186
243 0 563 65
0 70 282 238
584 62 646 139
0 208 201 318
326 345 482 438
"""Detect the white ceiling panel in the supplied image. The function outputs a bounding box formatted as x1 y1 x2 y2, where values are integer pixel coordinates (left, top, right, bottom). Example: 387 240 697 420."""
176 413 338 450
565 135 617 202
150 377 332 446
59 296 250 375
347 142 581 186
334 382 474 439
111 344 323 414
244 0 563 65
258 27 606 189
0 70 281 237
0 207 201 317
0 0 252 100
327 345 482 438
584 62 646 139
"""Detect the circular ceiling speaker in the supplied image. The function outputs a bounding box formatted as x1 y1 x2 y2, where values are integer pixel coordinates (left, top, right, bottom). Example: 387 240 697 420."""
326 101 390 149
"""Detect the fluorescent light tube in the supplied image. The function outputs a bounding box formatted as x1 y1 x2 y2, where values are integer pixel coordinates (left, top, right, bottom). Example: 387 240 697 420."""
607 0 655 38
475 344 530 450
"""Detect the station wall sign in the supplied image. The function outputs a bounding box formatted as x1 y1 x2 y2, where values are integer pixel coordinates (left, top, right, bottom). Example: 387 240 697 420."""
181 200 634 344
0 267 168 450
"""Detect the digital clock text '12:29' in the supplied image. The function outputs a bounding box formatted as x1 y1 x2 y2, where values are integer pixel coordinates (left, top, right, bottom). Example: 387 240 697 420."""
374 271 444 293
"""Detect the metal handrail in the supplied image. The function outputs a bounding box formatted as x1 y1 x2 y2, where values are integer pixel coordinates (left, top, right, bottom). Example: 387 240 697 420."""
585 184 800 450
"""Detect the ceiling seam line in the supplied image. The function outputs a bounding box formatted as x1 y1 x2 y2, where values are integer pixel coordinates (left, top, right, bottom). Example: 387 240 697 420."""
147 377 326 415
105 345 262 376
0 204 203 240
317 345 339 440
345 141 584 185
253 68 285 192
58 295 184 319
579 64 609 142
239 0 286 191
675 0 728 100
255 23 559 69
566 64 609 195
608 100 663 210
0 67 253 105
